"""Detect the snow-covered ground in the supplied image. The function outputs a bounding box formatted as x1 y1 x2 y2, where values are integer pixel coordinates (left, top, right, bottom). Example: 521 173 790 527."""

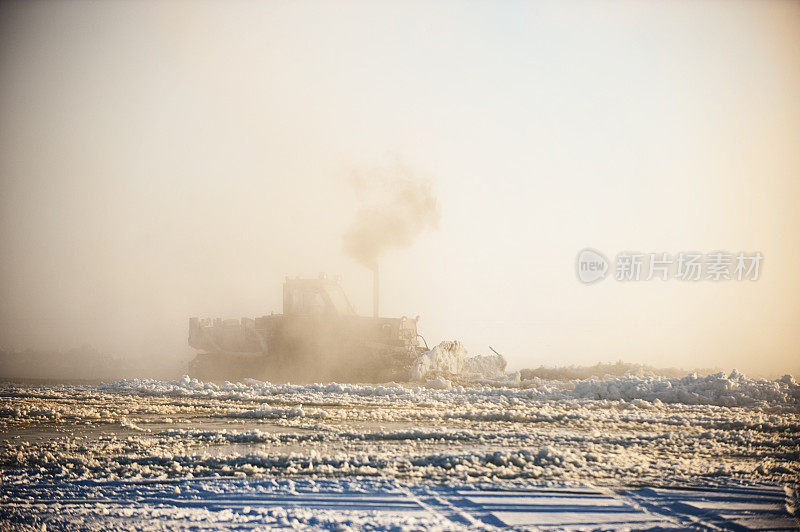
2 477 797 530
1 371 798 529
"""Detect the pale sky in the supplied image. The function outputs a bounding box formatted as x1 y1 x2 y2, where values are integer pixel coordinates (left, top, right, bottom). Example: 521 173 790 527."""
1 0 799 376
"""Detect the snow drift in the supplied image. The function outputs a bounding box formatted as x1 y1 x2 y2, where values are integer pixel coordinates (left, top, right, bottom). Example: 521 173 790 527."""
83 369 800 412
410 341 507 381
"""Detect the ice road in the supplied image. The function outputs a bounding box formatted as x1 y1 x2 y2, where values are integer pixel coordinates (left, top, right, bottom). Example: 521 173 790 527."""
1 372 798 530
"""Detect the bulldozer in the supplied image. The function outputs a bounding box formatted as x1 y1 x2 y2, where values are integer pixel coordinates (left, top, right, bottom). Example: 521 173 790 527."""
188 273 425 383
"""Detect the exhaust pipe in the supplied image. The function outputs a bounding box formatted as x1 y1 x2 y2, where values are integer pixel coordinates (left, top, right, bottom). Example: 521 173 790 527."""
373 264 379 318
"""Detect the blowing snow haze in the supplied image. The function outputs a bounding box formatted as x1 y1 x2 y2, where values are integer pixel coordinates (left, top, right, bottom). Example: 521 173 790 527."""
1 1 800 379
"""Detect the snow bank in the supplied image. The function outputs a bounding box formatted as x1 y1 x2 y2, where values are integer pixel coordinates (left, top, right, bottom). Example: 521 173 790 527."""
569 371 800 408
410 341 506 381
84 368 800 412
410 341 468 380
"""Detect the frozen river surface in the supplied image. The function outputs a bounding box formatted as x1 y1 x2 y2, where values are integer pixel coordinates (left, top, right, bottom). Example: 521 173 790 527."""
1 372 798 530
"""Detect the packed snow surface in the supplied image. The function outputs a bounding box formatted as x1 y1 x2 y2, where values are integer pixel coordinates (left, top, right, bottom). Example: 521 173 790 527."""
2 477 796 530
1 370 798 529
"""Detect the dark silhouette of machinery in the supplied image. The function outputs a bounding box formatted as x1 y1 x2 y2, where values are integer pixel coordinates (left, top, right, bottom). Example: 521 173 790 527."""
188 275 423 382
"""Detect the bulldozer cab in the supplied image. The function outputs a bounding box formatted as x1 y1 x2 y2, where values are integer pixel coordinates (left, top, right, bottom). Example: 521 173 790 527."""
283 276 356 317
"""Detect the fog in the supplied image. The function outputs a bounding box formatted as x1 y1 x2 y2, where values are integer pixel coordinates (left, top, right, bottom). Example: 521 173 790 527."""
1 0 799 379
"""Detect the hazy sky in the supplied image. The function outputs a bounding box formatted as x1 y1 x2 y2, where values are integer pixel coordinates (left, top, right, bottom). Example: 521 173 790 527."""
1 0 799 376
